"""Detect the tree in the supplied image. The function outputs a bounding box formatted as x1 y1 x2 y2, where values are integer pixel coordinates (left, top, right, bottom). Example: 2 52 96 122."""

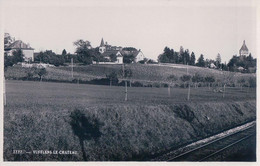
158 47 170 63
180 75 191 84
190 52 196 65
167 75 178 97
34 50 64 66
106 71 118 86
12 49 24 63
227 54 256 72
237 78 246 90
216 53 221 68
204 75 215 89
157 47 178 63
184 49 190 65
123 54 135 64
4 55 15 70
122 47 137 52
192 73 204 88
180 74 192 100
205 59 215 68
222 71 235 98
248 77 256 88
109 53 117 62
119 65 133 101
35 68 47 81
62 49 67 56
4 33 14 47
73 39 93 65
246 53 254 68
179 46 185 64
26 66 37 79
196 54 205 67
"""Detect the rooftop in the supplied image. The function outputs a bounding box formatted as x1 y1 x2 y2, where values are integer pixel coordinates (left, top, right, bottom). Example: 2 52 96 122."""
240 40 248 51
5 40 33 50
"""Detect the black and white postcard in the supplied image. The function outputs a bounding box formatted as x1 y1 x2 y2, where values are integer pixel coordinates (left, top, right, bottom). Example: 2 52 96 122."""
0 0 258 165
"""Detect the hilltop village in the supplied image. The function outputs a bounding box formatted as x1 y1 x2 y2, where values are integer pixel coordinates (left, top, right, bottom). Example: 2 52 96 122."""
4 33 256 73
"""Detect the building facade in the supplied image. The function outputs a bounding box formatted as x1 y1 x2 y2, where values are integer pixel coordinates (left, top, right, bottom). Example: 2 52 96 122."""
5 40 34 62
98 38 145 64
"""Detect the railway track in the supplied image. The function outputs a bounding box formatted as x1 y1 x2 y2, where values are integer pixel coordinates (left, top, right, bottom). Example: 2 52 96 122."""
168 123 255 161
152 121 256 161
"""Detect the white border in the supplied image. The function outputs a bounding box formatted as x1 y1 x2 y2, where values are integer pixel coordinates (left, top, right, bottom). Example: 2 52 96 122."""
0 0 259 166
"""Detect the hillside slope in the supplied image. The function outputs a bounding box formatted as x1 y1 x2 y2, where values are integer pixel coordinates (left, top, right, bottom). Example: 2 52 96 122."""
5 63 255 85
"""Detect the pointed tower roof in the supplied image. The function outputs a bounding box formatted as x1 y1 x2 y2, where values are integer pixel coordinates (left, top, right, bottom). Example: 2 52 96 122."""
240 40 248 51
100 38 105 47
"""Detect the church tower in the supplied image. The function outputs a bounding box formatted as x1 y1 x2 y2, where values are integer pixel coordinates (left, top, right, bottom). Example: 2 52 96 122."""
239 40 249 56
99 38 106 54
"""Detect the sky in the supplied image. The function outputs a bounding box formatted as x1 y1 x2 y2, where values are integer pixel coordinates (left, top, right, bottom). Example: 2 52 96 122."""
2 0 257 63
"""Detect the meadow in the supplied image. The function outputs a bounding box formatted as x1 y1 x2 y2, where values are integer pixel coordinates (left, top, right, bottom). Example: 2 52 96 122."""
4 80 256 161
5 63 256 85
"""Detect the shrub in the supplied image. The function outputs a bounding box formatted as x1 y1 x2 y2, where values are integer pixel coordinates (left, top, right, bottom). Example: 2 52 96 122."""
132 81 143 87
180 74 191 82
248 77 256 88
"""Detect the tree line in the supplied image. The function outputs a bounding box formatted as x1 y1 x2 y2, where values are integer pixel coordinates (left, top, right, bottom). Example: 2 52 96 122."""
158 46 256 73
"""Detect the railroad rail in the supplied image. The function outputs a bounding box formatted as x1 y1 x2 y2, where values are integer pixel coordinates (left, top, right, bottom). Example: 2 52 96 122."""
167 123 256 161
198 133 255 161
151 121 256 161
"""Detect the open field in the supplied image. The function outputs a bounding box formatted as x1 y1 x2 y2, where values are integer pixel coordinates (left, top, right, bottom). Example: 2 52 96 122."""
5 63 256 84
4 80 256 161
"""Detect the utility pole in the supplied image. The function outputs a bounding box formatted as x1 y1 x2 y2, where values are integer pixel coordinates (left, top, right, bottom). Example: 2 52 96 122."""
122 64 128 101
187 83 190 101
186 62 188 74
223 84 226 98
187 63 190 101
71 57 74 78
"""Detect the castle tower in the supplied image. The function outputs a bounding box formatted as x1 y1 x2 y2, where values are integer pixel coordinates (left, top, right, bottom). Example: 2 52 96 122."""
239 40 249 56
99 38 106 54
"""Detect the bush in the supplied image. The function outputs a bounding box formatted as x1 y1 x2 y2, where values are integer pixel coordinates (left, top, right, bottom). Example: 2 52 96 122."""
132 81 143 87
89 78 110 85
248 77 256 88
192 73 204 83
180 74 191 82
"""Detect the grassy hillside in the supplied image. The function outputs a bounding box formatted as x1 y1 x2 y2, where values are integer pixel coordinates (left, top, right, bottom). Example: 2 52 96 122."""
4 80 256 161
5 63 255 85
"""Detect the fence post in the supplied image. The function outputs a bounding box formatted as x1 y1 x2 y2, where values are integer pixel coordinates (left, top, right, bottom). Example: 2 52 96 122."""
187 83 190 101
223 84 226 98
